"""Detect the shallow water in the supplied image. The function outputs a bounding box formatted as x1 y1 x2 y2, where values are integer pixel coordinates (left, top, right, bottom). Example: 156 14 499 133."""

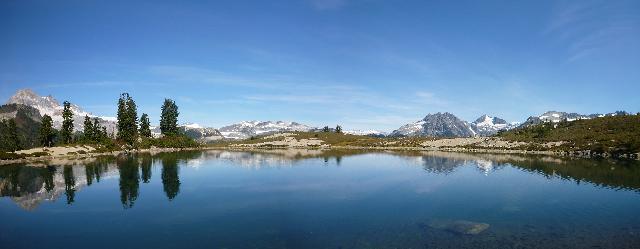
1 150 640 249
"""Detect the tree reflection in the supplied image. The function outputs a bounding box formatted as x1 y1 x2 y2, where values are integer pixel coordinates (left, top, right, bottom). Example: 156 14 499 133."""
140 157 152 183
118 156 140 208
85 164 95 186
63 166 75 204
41 166 56 192
161 154 180 201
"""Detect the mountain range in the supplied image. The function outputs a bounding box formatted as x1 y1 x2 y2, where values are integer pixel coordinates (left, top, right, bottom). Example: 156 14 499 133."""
1 89 631 141
6 89 117 134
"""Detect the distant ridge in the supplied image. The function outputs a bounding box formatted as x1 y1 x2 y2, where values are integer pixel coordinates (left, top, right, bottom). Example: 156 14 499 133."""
6 89 117 134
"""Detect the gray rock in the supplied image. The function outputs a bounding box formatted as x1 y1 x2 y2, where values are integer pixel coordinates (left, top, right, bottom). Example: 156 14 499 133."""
428 219 490 235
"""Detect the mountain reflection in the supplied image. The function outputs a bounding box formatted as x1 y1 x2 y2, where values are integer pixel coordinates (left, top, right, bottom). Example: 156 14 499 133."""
1 149 639 211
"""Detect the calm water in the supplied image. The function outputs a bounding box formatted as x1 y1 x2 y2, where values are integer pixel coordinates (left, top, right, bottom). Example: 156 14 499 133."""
1 150 640 249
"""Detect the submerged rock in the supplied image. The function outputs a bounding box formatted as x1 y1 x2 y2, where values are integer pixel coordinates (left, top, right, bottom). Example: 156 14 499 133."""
428 219 490 235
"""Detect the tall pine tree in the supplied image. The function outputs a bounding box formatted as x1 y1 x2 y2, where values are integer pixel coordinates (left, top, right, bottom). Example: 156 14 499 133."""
40 114 55 147
117 93 138 145
7 119 21 151
83 115 94 142
139 113 151 138
61 101 74 144
92 118 106 142
160 99 179 136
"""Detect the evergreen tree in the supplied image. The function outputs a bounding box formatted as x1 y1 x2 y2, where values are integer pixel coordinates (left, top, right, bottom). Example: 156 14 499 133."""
160 99 179 136
126 95 138 139
139 113 151 138
335 125 342 133
83 115 94 142
92 118 104 141
7 119 20 151
39 114 55 147
117 93 138 145
322 126 330 132
61 101 74 144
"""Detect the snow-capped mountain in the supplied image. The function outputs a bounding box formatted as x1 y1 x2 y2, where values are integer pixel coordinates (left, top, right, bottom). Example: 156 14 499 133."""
6 89 116 133
518 111 621 128
343 129 389 137
149 123 224 142
180 123 224 142
391 112 477 137
470 115 519 136
218 121 314 140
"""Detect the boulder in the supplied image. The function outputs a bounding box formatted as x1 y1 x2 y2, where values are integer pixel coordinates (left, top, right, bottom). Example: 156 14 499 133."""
428 219 490 235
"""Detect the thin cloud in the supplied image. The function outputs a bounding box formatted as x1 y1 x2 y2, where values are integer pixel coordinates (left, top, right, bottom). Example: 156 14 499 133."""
414 91 449 107
309 0 347 10
545 0 639 62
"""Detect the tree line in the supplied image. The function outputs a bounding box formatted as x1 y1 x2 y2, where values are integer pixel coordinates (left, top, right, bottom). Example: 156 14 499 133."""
1 93 184 152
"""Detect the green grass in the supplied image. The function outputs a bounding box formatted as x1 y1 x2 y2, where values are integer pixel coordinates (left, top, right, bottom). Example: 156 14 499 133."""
212 132 435 148
499 115 640 154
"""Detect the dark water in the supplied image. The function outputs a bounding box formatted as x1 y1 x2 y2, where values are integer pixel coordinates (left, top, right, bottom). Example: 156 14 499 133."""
1 150 640 249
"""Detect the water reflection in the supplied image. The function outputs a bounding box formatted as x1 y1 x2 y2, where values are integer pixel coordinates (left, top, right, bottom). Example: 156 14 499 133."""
1 149 639 211
63 166 75 204
140 157 152 183
118 156 140 208
160 153 180 201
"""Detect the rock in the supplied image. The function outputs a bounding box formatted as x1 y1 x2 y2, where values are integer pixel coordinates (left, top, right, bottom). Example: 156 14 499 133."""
428 219 490 235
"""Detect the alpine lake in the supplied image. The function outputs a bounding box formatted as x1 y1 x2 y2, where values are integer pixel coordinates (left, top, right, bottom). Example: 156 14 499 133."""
1 149 639 249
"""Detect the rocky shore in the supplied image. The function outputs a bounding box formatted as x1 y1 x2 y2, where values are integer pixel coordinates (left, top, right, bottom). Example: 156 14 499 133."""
0 145 205 166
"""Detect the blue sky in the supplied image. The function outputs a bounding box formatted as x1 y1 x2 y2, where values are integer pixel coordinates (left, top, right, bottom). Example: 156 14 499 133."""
1 0 639 131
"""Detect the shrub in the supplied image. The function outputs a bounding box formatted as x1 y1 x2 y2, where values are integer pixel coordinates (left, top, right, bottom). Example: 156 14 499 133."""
0 151 25 160
139 135 199 149
28 151 50 157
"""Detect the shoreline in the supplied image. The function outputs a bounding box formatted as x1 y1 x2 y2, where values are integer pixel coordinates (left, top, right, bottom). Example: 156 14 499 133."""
0 146 206 166
212 145 640 159
2 145 638 166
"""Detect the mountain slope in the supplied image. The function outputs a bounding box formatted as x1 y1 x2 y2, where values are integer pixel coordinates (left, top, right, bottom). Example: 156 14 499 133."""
471 115 518 136
391 112 476 137
0 104 43 149
179 123 224 142
6 89 116 134
219 121 313 140
500 114 640 154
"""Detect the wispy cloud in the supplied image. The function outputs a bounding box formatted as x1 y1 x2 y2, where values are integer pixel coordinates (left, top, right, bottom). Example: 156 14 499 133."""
414 91 449 107
33 81 127 89
545 0 639 62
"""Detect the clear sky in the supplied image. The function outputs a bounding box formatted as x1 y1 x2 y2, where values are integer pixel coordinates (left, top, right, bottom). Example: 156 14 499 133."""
1 0 639 131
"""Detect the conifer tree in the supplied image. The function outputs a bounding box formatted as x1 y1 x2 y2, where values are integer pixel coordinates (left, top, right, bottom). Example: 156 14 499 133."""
127 96 138 139
335 125 342 133
83 115 94 142
139 113 151 138
160 99 179 136
40 114 55 147
61 101 74 144
92 118 103 141
7 119 21 151
322 126 330 132
117 93 138 145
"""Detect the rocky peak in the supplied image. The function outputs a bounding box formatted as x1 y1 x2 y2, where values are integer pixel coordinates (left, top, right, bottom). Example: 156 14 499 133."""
392 112 476 137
